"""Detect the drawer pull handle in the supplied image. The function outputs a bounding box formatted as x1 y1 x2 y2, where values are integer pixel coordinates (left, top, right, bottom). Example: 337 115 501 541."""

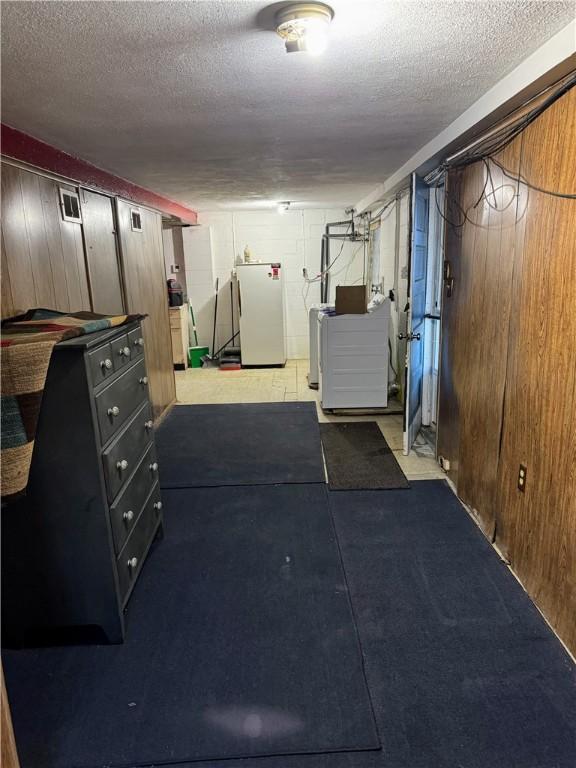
128 556 138 569
123 510 134 522
144 419 153 430
118 346 131 357
153 501 163 511
117 459 128 471
134 338 144 347
108 406 120 417
139 376 148 385
149 462 159 473
100 358 113 370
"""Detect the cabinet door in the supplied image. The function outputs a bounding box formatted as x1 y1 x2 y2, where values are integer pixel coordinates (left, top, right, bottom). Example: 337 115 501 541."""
81 189 125 314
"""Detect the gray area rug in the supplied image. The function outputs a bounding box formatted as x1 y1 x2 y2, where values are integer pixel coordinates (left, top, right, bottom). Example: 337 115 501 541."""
320 421 409 490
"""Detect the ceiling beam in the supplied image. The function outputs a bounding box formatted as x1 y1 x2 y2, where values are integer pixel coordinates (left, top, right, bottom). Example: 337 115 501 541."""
355 19 576 213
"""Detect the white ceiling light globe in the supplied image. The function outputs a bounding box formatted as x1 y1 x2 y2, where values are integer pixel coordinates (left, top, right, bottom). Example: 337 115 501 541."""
303 20 329 55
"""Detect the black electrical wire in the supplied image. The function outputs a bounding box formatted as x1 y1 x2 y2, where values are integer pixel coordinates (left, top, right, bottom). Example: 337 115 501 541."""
388 338 397 377
426 74 576 193
434 135 576 237
450 74 576 170
370 198 396 221
434 184 466 231
489 155 576 200
438 150 575 234
473 162 491 208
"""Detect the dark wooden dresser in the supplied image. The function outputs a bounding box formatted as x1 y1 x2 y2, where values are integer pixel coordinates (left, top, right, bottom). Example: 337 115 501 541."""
2 321 164 645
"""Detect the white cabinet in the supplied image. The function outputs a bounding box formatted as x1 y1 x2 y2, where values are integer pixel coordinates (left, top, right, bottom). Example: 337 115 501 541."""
169 306 189 368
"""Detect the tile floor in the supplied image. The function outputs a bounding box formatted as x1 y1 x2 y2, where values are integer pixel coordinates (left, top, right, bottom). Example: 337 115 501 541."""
175 359 445 481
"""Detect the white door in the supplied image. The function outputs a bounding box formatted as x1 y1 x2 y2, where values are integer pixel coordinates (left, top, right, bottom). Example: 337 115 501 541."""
237 263 286 366
403 175 429 454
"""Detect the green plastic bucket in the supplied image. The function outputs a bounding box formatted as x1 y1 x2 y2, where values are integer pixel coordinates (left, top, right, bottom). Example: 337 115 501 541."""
188 345 209 368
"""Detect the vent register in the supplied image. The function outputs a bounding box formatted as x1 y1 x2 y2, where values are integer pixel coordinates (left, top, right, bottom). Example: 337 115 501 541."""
58 187 144 235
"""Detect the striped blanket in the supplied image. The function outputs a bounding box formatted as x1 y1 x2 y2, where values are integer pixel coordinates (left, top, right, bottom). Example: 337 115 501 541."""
1 309 140 500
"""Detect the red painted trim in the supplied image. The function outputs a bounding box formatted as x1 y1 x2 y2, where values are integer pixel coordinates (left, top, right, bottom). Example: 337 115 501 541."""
1 124 197 224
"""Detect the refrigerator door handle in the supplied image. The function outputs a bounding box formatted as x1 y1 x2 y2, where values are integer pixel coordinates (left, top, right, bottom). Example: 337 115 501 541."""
238 280 242 316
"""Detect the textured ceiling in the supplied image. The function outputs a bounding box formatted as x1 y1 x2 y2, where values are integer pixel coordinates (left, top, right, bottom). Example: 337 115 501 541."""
1 1 574 210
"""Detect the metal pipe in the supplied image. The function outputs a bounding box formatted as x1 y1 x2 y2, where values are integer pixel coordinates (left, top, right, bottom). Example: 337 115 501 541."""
230 279 234 342
211 277 219 356
322 218 354 301
320 235 328 302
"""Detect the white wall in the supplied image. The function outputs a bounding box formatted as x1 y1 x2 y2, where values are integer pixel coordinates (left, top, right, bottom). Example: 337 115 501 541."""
375 192 410 386
182 225 215 351
183 209 364 358
162 228 175 279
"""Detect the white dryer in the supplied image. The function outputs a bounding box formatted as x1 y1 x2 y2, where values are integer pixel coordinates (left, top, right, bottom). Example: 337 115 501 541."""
318 299 391 410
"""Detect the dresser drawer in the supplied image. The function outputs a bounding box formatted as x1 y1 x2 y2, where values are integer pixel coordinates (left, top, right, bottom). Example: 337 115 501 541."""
116 484 162 605
109 444 160 554
102 401 154 502
95 358 149 444
88 343 115 386
111 333 132 370
128 327 145 359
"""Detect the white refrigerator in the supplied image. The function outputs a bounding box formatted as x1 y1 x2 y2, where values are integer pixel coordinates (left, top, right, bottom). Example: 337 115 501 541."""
236 262 287 366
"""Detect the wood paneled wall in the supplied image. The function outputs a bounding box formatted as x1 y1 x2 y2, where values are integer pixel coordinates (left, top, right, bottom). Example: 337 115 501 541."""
1 164 90 317
80 188 124 315
117 200 176 418
1 161 175 421
1 663 20 768
437 86 576 654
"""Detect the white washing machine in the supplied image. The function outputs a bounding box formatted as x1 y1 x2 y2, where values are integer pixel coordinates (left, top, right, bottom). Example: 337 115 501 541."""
308 304 334 388
318 299 391 410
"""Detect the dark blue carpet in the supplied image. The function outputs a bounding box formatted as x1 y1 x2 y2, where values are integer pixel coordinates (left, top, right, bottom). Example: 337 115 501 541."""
94 480 574 768
5 454 575 768
3 484 379 767
328 483 576 768
155 402 326 488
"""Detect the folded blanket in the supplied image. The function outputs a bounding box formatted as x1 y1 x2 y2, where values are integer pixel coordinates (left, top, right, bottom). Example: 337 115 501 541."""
1 309 141 500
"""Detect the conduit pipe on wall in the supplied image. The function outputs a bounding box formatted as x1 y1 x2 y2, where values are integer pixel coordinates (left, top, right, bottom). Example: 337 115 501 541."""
320 217 356 302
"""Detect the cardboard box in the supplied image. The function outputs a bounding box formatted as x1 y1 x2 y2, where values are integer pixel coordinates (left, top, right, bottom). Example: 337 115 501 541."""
335 285 367 315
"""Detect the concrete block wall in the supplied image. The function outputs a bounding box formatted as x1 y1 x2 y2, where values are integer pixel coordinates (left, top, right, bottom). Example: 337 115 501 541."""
182 225 216 351
184 209 363 359
375 191 411 385
162 227 188 295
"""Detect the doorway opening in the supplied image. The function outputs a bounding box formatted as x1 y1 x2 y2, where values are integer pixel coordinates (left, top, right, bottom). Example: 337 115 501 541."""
420 184 444 443
402 176 444 457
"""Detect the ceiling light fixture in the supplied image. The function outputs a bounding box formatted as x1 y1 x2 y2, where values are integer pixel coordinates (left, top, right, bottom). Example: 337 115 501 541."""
275 2 334 55
277 201 291 214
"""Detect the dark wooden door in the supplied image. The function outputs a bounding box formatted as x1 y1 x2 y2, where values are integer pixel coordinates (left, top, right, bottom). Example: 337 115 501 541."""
81 189 124 314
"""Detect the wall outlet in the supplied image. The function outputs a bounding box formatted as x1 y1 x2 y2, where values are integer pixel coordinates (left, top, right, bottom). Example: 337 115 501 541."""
517 464 527 492
171 264 180 273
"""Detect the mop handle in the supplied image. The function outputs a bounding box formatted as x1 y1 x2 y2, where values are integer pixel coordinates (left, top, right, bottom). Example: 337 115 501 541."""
189 300 199 347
